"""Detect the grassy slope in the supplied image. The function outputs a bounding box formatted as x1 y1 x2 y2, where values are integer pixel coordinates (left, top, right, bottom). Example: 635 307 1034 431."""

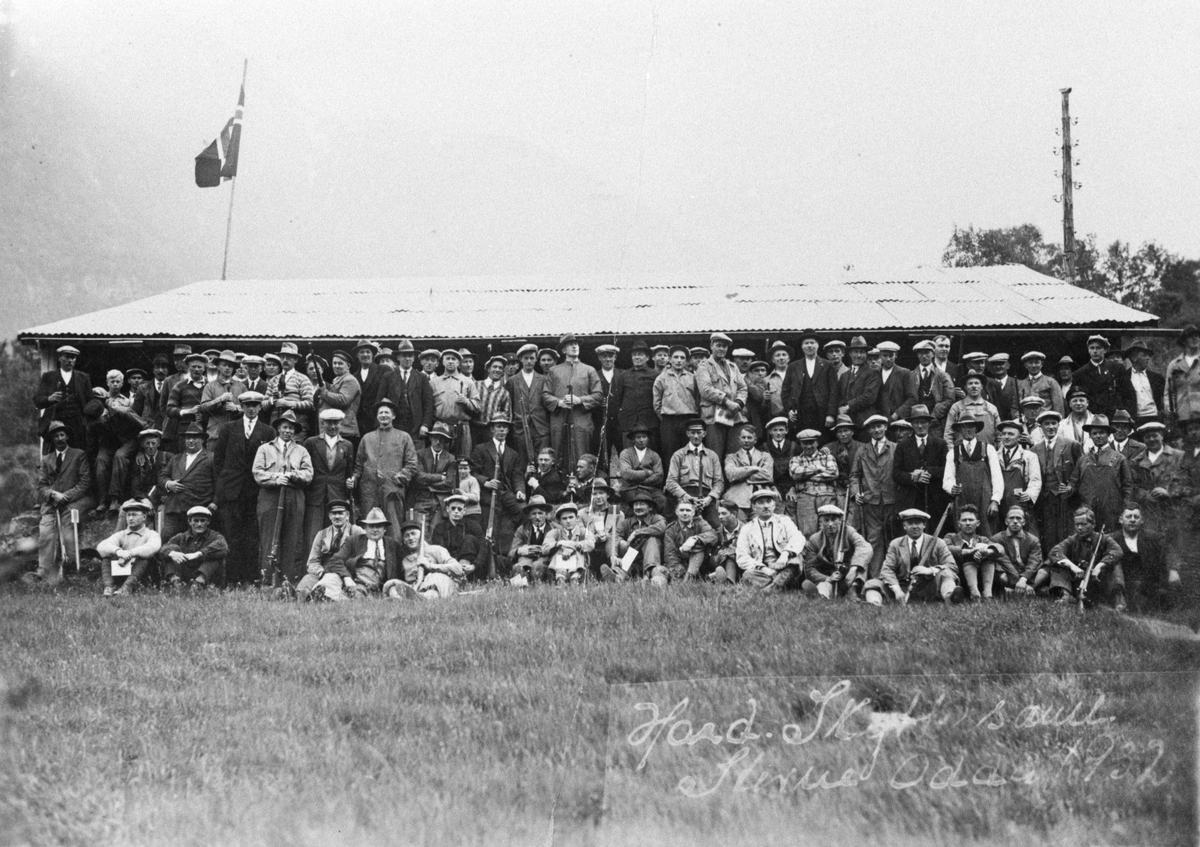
0 585 1196 847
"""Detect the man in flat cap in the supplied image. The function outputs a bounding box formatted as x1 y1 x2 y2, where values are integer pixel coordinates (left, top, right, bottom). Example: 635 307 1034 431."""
592 343 623 463
127 428 171 521
315 350 362 448
762 340 792 426
986 353 1019 421
874 341 916 423
824 339 849 379
906 341 956 428
1031 409 1083 556
239 355 270 397
198 350 245 440
782 332 839 437
610 339 661 457
473 354 513 449
543 334 603 475
161 506 229 591
302 408 356 552
211 390 276 584
159 423 217 543
994 419 1042 531
800 503 872 599
270 342 316 440
165 352 209 452
295 499 365 601
28 421 95 584
1072 335 1123 419
736 488 803 591
734 346 768 440
431 493 487 581
850 414 896 577
350 341 381 434
837 336 882 439
864 508 959 605
1130 421 1181 535
253 410 314 589
787 428 838 537
1016 351 1065 418
430 349 481 457
1060 385 1099 449
95 499 162 597
34 346 93 453
694 332 747 459
508 343 552 472
653 344 701 463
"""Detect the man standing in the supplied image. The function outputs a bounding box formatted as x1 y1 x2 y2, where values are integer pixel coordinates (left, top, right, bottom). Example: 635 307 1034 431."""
653 344 700 463
199 350 245 440
943 413 1004 536
1032 409 1084 556
824 340 849 379
161 506 229 591
383 340 434 451
1115 339 1164 430
159 424 217 543
271 343 316 439
544 334 602 474
240 355 270 397
1164 325 1200 428
315 350 362 447
614 425 665 508
850 414 896 577
1072 335 1123 418
907 341 956 427
986 354 1019 421
665 418 724 528
410 422 457 526
29 421 95 584
474 355 512 449
694 332 748 458
838 336 882 437
1109 410 1146 463
352 398 418 538
1072 415 1132 532
430 349 481 457
211 391 276 584
507 343 552 472
876 341 915 423
723 425 774 517
735 489 804 591
994 419 1042 530
1017 351 1066 418
943 371 1001 447
134 354 171 432
165 352 209 451
470 413 527 577
651 344 670 372
783 332 839 436
351 340 382 435
592 343 622 463
1048 507 1124 608
763 340 792 426
252 410 314 589
787 429 838 536
932 335 960 383
610 339 660 455
1131 421 1182 535
892 405 947 519
302 408 355 552
34 345 94 451
128 428 170 516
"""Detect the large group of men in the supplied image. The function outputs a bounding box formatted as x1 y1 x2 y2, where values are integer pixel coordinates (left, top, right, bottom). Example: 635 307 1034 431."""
26 324 1200 608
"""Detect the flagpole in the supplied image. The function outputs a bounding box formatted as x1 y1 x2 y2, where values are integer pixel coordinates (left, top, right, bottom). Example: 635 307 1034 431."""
220 59 248 281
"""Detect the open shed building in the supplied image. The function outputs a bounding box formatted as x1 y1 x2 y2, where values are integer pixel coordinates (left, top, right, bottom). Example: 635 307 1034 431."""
19 265 1161 375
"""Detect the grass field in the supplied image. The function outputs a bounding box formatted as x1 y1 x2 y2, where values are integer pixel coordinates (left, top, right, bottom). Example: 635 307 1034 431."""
0 583 1197 847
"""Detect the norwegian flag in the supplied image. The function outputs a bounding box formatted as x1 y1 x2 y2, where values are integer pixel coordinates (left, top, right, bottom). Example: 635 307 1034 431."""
195 83 244 188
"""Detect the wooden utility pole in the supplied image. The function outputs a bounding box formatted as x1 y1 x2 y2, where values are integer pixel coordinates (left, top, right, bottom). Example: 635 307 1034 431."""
1060 88 1076 284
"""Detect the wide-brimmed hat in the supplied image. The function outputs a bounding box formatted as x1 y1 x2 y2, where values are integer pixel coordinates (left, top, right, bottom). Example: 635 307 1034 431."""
1082 415 1112 433
394 339 416 354
523 495 551 513
848 336 869 349
627 488 658 507
151 353 171 366
558 334 579 350
1056 355 1075 368
627 424 653 437
374 397 399 414
768 340 794 358
279 342 302 359
952 413 985 430
629 339 651 354
374 348 396 363
359 508 390 526
907 405 936 422
588 478 612 495
171 344 192 357
832 414 856 431
215 349 239 366
1123 338 1153 356
1178 324 1200 345
274 410 300 428
1109 409 1135 427
352 339 379 356
428 422 453 440
182 423 207 439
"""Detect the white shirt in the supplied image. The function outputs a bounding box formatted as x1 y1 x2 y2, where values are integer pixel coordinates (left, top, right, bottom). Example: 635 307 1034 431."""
359 368 371 383
881 367 893 384
184 450 200 470
522 371 535 387
493 439 505 456
1123 533 1139 554
1147 448 1163 464
1129 369 1157 417
805 357 816 378
323 434 340 451
244 417 256 439
365 539 386 562
635 447 647 463
601 367 616 384
60 369 73 385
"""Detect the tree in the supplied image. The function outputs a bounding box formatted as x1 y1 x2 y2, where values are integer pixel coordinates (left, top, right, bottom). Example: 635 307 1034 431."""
0 342 41 446
942 224 1062 275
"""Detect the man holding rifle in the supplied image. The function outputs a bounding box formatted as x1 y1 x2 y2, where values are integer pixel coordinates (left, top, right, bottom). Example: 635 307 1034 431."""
507 343 551 471
801 504 872 600
470 412 527 578
252 410 314 589
544 334 602 475
1047 507 1124 609
864 508 959 606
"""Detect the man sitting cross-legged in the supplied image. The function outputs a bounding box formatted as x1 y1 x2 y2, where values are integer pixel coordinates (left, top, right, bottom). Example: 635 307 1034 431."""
736 488 804 591
295 499 365 602
508 495 554 585
95 499 162 597
383 519 464 600
544 502 595 585
606 489 668 585
800 504 872 600
664 499 718 583
864 508 960 606
161 505 229 592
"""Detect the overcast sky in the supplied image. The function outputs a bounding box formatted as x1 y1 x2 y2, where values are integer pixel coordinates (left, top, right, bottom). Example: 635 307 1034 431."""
12 1 1200 289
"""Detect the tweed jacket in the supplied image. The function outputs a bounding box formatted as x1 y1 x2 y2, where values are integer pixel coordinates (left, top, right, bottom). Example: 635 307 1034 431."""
158 449 217 514
36 446 92 514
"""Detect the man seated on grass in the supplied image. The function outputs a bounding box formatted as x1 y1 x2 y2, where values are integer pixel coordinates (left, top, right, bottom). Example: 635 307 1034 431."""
608 490 667 585
942 503 1006 603
326 507 404 598
1047 507 1125 609
430 493 485 581
864 508 960 606
384 519 463 600
161 506 229 591
735 488 804 591
578 479 620 580
95 499 162 597
709 499 744 584
989 505 1045 597
800 504 872 600
296 499 365 602
1109 503 1180 612
664 499 718 583
508 495 553 586
543 502 594 585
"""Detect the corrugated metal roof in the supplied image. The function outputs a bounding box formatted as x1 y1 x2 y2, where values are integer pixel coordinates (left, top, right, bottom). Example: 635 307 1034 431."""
18 265 1157 340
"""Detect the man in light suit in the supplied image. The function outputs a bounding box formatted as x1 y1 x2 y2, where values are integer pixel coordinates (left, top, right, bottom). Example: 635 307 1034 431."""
158 424 217 544
507 343 552 472
29 421 96 584
838 336 883 439
212 391 276 585
694 332 748 459
302 408 356 553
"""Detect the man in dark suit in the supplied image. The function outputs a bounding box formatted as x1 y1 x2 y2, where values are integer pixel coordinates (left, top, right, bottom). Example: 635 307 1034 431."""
381 339 435 451
1072 335 1124 418
33 345 93 452
326 508 406 596
431 493 488 581
302 408 356 553
592 343 623 463
837 336 882 439
610 339 661 455
782 332 839 436
507 344 552 471
29 420 96 583
212 391 276 584
1117 338 1167 428
158 424 217 543
985 354 1020 421
351 340 382 437
410 422 458 525
875 341 916 423
133 354 171 432
892 405 948 518
907 341 957 426
763 416 797 498
469 413 527 577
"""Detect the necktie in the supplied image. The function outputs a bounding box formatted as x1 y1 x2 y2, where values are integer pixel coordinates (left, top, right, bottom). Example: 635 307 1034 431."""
910 539 920 568
876 440 884 456
917 438 925 452
332 528 344 552
327 439 337 466
55 452 63 475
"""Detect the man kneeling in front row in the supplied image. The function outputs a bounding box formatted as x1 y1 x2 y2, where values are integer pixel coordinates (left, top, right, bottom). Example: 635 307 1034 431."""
162 506 229 591
800 504 873 600
864 508 960 605
384 519 464 599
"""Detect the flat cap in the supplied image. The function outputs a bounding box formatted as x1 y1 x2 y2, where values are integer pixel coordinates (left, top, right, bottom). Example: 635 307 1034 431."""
898 508 930 521
318 408 346 422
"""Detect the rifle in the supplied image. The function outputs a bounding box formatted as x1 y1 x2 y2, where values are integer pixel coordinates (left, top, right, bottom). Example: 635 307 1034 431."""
70 508 82 575
54 507 68 581
484 447 502 580
519 401 535 471
264 482 287 588
1077 525 1108 614
417 512 428 589
904 502 954 604
833 485 853 579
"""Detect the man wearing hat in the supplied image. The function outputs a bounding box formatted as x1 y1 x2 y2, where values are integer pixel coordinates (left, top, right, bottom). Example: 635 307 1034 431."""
1164 325 1200 429
430 349 481 457
1072 415 1132 532
239 355 270 397
382 340 434 450
295 499 365 602
610 489 667 584
735 488 803 590
688 347 710 371
94 499 162 597
837 336 882 439
128 428 171 518
610 339 661 456
614 425 665 509
663 498 718 582
197 350 246 440
34 345 93 452
160 344 192 420
865 508 959 605
761 340 791 424
579 479 622 579
211 390 275 584
994 419 1042 531
650 344 670 371
1017 352 1065 418
666 417 724 528
534 348 556 375
159 423 217 543
722 424 773 517
694 332 748 459
930 336 959 382
653 344 701 463
352 398 418 541
874 341 916 424
270 342 316 439
543 502 595 584
850 414 897 576
800 503 872 600
383 518 465 599
892 405 948 520
1031 409 1083 556
782 333 839 437
252 410 315 588
350 341 381 433
591 343 623 462
1054 355 1076 399
509 494 554 584
431 493 487 580
786 429 838 537
544 335 602 474
985 354 1019 421
409 421 458 525
316 350 362 446
161 506 229 591
29 421 95 584
735 347 768 441
472 354 513 449
823 339 849 379
508 343 552 471
1047 507 1124 607
1060 385 1098 449
321 507 404 598
1115 339 1164 430
943 411 1003 536
301 408 356 552
91 369 146 516
1071 335 1123 419
164 352 209 452
1108 410 1146 463
943 370 1000 447
1131 421 1182 535
470 412 527 577
906 341 955 427
133 354 171 433
1015 396 1047 447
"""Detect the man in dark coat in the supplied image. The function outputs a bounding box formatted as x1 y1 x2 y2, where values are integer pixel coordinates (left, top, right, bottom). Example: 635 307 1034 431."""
507 343 552 471
303 408 356 554
1116 338 1167 428
891 405 948 518
382 339 436 450
29 421 96 583
782 332 839 435
211 390 276 584
837 336 882 438
33 345 93 451
610 339 661 455
1072 335 1124 419
158 424 217 544
469 413 527 577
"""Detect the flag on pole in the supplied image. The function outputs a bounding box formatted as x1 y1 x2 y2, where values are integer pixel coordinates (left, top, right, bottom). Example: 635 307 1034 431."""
195 83 244 188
